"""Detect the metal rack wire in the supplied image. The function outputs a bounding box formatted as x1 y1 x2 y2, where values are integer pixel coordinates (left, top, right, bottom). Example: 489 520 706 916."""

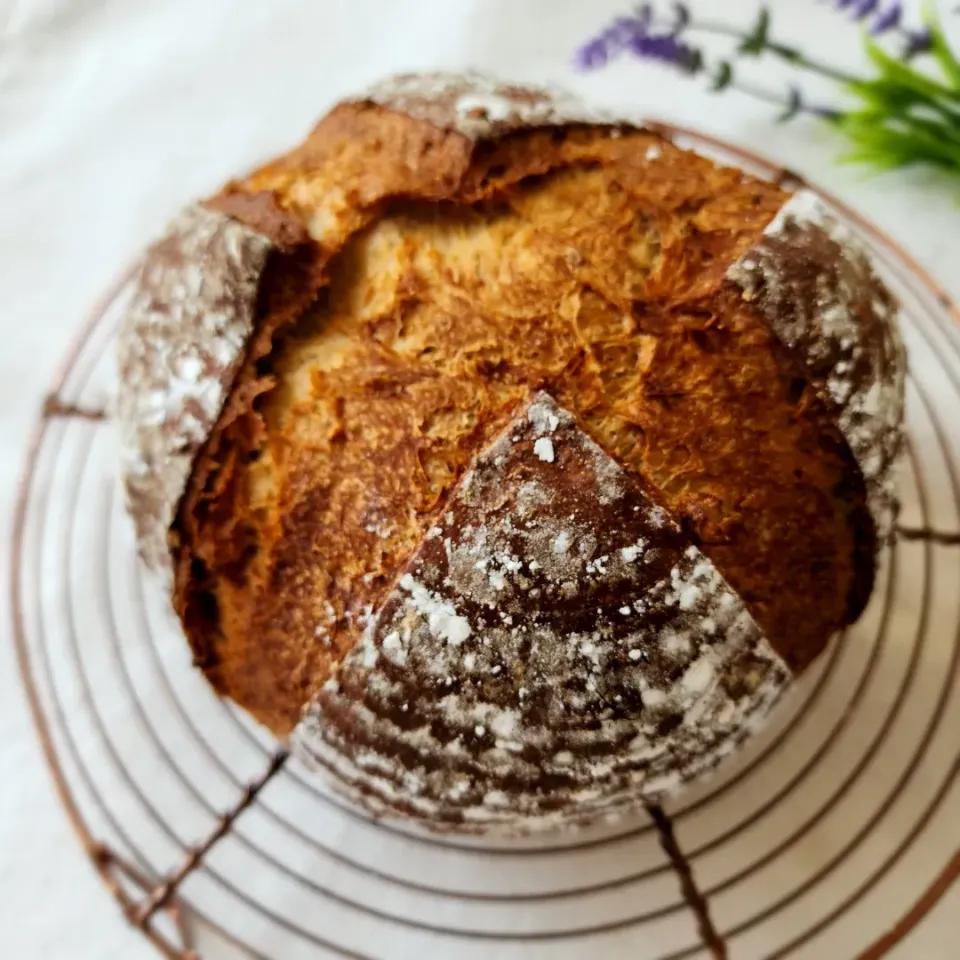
10 125 960 960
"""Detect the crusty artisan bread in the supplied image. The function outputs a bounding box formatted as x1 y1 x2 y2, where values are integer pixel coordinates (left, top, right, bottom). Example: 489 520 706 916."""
116 73 905 832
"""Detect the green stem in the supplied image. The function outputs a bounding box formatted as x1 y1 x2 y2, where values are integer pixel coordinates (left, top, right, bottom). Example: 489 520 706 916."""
729 80 797 110
688 18 860 84
716 73 835 119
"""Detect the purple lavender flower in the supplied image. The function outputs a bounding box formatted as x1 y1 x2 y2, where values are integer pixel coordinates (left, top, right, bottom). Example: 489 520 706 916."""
832 0 926 58
573 8 652 71
902 26 933 58
610 14 649 46
633 3 653 30
574 38 610 70
626 29 703 73
871 2 901 34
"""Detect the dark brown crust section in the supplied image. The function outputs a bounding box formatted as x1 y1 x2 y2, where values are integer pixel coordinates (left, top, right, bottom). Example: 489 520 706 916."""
764 325 878 628
205 189 309 251
296 394 788 826
728 196 905 548
116 205 273 580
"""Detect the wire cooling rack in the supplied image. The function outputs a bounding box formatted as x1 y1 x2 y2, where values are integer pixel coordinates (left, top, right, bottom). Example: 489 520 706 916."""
10 125 960 960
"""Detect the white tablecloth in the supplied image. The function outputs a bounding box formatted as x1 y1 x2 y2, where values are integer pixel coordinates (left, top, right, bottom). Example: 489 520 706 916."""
1 1 957 956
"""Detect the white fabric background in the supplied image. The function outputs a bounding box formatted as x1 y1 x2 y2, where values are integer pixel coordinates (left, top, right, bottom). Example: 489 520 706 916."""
1 0 957 956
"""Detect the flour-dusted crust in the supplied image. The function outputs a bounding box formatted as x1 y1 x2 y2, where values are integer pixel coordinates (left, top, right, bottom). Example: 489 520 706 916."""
357 70 633 140
115 205 273 582
727 190 906 541
295 395 789 830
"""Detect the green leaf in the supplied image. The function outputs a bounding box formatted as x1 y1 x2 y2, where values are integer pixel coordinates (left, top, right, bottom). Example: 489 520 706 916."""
863 33 960 103
847 79 933 112
712 60 733 91
843 142 957 171
899 113 960 149
923 0 960 90
845 80 960 143
777 88 802 124
839 149 931 172
833 111 960 169
738 7 770 56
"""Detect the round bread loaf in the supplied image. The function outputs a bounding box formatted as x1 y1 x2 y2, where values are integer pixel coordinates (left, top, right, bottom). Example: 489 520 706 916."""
116 72 905 832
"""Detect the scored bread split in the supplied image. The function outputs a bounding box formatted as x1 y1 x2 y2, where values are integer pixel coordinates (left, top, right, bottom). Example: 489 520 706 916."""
115 72 905 832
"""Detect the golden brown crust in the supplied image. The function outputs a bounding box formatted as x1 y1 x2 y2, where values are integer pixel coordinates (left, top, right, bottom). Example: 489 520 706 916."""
174 242 327 677
167 99 876 736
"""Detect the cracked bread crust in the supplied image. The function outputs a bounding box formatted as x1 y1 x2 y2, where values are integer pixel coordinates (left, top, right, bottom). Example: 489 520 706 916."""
115 73 905 831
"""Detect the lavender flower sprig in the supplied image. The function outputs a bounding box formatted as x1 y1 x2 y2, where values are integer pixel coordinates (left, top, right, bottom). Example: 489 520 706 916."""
574 7 703 73
575 22 702 73
831 0 934 57
574 2 960 177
